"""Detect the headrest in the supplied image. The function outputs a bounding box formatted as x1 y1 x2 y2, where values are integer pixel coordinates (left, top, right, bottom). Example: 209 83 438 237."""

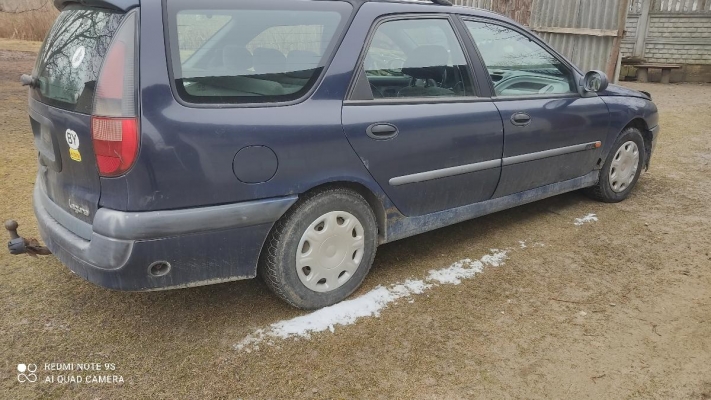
402 45 449 81
253 47 287 74
222 46 253 73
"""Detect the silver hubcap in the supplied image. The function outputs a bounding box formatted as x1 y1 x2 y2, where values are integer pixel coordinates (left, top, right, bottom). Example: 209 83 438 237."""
296 211 365 293
609 141 640 193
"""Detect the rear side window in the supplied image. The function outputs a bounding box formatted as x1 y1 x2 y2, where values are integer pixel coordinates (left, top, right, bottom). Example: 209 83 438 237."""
363 18 475 99
166 0 352 105
31 8 125 113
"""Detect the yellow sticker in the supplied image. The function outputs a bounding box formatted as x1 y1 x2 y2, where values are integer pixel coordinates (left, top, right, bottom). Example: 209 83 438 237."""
69 148 82 162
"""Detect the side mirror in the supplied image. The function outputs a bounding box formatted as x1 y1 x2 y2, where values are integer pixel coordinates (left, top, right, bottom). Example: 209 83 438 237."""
583 70 609 93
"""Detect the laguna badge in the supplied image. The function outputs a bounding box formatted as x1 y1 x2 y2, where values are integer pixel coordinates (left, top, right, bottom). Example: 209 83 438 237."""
68 199 89 216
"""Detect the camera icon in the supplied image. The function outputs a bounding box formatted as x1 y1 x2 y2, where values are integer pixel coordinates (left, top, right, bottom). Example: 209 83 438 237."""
17 363 38 383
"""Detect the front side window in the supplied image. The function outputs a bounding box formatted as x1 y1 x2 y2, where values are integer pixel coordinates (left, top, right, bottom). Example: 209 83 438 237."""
363 18 474 99
167 0 352 104
464 21 576 97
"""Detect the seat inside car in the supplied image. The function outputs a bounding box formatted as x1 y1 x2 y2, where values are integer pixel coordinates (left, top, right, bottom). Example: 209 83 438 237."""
398 45 454 97
222 45 253 75
211 46 285 96
253 47 287 74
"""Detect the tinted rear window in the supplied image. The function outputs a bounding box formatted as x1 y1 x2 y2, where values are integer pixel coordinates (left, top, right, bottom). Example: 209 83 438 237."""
32 8 125 113
166 0 352 105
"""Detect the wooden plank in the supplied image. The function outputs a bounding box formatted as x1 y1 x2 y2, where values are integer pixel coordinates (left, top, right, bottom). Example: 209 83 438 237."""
633 0 652 57
530 26 620 37
607 0 630 81
634 64 682 68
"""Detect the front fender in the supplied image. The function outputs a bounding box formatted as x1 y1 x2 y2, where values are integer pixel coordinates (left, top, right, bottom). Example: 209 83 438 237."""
600 95 659 164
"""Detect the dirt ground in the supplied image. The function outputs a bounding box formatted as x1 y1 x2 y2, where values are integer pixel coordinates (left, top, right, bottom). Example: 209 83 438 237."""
1 41 710 399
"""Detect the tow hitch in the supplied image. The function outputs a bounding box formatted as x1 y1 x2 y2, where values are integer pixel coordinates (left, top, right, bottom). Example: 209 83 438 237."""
5 220 51 257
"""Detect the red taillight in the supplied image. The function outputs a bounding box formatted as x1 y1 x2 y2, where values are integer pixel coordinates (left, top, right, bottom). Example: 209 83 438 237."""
92 117 138 176
92 11 138 177
95 41 126 101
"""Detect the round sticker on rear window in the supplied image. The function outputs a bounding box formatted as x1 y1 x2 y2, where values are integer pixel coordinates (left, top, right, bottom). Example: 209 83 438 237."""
71 46 86 68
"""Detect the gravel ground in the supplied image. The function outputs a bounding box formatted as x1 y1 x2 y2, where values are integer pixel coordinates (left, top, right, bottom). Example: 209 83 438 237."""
1 42 710 399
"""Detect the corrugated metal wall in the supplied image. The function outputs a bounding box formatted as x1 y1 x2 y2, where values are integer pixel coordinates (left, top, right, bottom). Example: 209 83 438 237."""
453 0 627 76
530 0 624 73
453 0 495 9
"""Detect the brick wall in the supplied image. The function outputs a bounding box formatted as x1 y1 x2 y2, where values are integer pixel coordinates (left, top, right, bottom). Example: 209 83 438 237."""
622 14 711 64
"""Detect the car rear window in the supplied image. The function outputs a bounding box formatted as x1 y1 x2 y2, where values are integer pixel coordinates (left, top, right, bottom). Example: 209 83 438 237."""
166 0 352 105
31 7 126 114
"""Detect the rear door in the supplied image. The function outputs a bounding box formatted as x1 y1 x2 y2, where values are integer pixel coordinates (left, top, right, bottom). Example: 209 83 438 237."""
342 15 504 216
28 7 129 224
461 19 609 198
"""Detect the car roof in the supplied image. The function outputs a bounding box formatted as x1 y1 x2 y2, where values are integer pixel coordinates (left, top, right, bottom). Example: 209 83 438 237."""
350 0 513 20
344 0 521 29
54 0 516 27
54 0 139 12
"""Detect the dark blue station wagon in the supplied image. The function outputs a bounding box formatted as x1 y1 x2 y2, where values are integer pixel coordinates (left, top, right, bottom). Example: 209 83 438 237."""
23 0 659 308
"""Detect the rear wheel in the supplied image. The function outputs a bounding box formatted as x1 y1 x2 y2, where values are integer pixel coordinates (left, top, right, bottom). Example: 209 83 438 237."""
259 188 378 309
585 127 645 203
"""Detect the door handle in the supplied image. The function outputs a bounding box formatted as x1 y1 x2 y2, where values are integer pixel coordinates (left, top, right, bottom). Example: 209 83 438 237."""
510 112 531 126
366 123 399 140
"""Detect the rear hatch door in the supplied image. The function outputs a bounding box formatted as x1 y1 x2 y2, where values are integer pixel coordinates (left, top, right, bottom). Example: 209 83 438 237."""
29 7 126 224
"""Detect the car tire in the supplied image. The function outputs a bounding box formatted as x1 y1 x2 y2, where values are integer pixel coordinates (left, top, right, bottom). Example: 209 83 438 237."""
585 126 646 203
258 188 378 309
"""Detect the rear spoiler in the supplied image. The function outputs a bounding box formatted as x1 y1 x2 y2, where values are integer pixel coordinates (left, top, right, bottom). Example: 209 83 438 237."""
54 0 138 12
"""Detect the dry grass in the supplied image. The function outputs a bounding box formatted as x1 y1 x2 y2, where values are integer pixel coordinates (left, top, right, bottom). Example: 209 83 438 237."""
0 0 58 41
0 38 43 52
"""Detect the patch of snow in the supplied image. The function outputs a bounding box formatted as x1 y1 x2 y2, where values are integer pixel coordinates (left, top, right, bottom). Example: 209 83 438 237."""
482 250 508 266
234 249 510 352
574 213 598 226
519 240 527 249
426 258 482 285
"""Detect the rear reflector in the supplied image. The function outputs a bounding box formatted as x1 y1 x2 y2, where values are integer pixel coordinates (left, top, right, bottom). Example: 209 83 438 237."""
92 117 138 176
92 11 138 177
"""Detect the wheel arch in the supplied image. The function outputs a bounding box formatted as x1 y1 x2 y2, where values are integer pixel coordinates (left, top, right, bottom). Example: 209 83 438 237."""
600 117 652 171
622 117 654 170
298 180 389 243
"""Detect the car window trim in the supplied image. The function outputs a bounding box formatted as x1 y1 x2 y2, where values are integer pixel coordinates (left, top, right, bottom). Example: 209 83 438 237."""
344 96 493 106
161 0 358 109
346 13 482 103
458 16 583 101
450 14 493 98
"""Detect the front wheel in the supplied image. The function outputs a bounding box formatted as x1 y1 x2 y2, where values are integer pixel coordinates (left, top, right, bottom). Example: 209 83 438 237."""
259 188 378 309
585 127 646 203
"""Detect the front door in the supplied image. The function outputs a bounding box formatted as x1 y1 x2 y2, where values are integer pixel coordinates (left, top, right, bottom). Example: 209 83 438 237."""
342 16 504 216
462 19 610 198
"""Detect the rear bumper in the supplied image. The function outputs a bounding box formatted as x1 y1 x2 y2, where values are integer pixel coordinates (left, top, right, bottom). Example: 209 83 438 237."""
34 180 297 291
